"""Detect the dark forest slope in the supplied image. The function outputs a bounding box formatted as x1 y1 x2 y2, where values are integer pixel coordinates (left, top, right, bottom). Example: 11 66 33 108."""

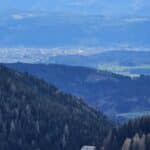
6 63 150 119
103 116 150 150
0 65 111 150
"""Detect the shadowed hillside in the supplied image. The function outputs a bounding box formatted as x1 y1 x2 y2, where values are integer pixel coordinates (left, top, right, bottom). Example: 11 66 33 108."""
103 116 150 150
0 65 111 150
6 63 150 120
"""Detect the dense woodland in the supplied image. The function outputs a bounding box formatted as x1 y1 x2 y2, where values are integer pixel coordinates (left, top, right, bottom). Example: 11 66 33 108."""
0 65 150 150
103 116 150 150
0 65 111 150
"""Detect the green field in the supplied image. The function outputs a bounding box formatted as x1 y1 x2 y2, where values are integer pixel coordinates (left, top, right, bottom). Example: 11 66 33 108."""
116 111 150 119
98 64 150 77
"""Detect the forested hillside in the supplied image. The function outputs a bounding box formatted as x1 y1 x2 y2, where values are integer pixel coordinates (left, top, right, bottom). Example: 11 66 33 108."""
103 116 150 150
6 63 150 120
0 65 111 150
1 64 150 150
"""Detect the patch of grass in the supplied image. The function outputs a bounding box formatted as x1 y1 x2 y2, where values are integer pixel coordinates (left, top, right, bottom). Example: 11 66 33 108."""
116 111 150 119
98 64 150 77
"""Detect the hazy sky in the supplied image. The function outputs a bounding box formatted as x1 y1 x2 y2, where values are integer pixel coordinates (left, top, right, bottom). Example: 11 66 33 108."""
0 0 150 16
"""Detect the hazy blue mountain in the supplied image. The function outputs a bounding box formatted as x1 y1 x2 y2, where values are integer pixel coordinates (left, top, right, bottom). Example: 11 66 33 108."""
48 51 150 76
48 51 150 66
6 63 150 120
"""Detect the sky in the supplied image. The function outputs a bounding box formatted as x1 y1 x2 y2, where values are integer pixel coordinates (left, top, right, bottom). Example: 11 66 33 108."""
0 0 150 16
0 0 150 49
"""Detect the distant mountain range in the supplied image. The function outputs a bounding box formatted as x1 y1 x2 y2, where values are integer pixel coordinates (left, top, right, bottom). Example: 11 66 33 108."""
5 63 150 120
2 50 150 76
48 50 150 76
48 51 150 67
